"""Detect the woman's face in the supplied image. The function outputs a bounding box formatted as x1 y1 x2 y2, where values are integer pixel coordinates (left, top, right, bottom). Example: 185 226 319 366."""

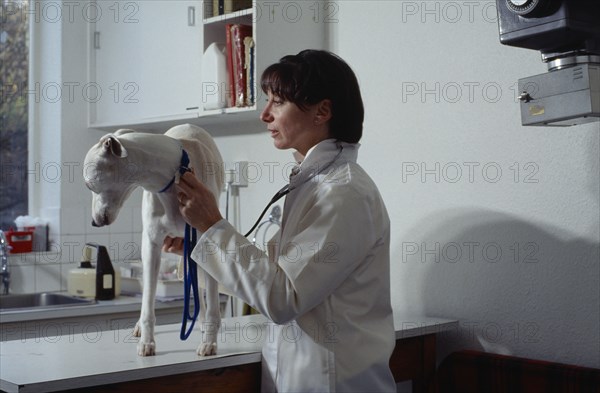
260 92 328 156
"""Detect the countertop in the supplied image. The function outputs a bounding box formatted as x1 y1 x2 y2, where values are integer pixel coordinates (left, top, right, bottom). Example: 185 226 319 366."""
0 294 184 324
0 314 458 393
0 314 268 392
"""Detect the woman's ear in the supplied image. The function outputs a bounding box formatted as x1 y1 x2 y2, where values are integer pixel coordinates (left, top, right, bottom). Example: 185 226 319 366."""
314 99 332 125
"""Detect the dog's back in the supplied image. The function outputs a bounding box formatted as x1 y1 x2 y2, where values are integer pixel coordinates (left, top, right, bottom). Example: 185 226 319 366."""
166 124 224 197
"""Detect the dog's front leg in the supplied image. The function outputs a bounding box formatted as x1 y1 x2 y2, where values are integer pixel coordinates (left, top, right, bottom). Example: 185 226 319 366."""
198 275 221 356
134 231 162 356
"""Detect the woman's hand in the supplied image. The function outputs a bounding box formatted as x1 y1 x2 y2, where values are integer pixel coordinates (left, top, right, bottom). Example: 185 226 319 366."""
162 236 184 255
176 171 223 233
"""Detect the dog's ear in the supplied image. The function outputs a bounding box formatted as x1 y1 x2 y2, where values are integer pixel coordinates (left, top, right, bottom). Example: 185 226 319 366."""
102 136 128 158
114 129 135 136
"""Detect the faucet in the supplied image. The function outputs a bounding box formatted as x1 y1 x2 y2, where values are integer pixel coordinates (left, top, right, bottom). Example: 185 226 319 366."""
0 230 10 295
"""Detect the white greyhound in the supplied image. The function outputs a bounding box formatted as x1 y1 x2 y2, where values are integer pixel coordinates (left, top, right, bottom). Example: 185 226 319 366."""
83 124 224 356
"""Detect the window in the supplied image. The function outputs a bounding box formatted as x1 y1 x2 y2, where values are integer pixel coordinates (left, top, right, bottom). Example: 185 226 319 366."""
0 0 29 230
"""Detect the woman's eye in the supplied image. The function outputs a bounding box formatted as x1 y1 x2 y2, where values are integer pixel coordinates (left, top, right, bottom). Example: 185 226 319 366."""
268 95 283 105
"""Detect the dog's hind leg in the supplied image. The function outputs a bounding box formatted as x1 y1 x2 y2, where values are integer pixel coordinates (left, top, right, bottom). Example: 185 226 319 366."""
135 230 162 356
197 275 221 356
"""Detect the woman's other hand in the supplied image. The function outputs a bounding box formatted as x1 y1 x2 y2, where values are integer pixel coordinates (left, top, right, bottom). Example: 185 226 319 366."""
162 236 184 255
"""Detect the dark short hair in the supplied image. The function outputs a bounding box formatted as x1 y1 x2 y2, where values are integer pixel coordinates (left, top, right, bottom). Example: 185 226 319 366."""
260 50 364 144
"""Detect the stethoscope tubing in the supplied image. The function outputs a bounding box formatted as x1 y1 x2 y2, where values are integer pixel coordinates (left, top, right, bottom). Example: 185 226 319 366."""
244 145 344 237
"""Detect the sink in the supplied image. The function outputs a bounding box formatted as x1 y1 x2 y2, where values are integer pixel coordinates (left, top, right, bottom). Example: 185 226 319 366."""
0 292 96 311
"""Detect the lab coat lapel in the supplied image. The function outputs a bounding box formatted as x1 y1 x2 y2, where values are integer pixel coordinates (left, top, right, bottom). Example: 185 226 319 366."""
281 141 331 229
280 139 357 230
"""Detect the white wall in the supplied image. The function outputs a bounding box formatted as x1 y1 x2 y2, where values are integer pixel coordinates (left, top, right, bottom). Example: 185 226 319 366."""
206 0 599 368
15 7 146 294
327 1 599 368
22 0 598 369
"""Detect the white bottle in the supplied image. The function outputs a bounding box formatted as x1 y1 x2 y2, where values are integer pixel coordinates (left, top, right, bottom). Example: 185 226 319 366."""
202 43 228 110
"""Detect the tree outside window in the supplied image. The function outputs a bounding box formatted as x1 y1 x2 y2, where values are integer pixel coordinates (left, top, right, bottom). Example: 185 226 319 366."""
0 0 28 230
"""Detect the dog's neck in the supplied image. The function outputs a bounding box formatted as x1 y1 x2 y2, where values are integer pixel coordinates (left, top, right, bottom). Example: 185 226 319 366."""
118 133 184 193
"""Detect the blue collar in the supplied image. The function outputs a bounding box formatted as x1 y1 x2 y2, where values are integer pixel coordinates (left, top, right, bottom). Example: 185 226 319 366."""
158 149 191 193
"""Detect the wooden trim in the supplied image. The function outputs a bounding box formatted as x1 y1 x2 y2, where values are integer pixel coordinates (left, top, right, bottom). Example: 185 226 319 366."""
390 334 437 393
64 335 438 393
64 363 261 393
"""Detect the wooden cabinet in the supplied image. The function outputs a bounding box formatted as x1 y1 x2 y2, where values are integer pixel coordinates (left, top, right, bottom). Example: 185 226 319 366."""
88 0 327 132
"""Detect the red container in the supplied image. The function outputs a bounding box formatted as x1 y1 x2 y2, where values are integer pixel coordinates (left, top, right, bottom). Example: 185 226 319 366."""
5 230 34 253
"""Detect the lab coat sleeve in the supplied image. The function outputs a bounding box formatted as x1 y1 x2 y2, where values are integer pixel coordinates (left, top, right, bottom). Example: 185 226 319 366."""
192 219 279 317
192 186 380 324
269 186 380 323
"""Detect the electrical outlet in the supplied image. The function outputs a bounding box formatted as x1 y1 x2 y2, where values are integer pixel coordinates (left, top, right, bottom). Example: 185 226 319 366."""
231 161 248 187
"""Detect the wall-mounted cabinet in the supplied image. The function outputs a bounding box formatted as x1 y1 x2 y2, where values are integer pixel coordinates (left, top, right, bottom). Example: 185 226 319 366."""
88 0 327 132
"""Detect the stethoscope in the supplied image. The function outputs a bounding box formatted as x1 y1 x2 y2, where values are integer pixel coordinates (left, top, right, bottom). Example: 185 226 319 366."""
244 145 344 237
179 144 343 339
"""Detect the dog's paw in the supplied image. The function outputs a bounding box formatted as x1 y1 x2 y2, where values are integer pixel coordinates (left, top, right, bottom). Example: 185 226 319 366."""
132 322 141 337
197 342 217 357
137 341 156 356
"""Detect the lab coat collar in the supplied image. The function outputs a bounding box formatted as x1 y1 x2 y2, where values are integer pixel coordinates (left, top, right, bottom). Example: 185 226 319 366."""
290 139 359 185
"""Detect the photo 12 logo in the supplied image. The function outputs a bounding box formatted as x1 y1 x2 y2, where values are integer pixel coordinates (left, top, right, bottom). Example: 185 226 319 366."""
400 81 538 104
400 161 540 184
2 81 140 105
252 1 339 24
1 1 140 24
402 241 540 264
399 1 498 24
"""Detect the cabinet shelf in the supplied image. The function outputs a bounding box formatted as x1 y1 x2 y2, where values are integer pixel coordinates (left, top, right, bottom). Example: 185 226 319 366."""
204 8 253 25
89 106 260 132
203 105 257 117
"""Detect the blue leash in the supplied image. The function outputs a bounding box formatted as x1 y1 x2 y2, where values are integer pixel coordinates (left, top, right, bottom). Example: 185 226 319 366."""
159 150 190 193
180 223 200 340
156 148 200 341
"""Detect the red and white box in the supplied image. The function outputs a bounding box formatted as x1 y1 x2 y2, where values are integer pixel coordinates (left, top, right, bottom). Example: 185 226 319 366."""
5 229 34 253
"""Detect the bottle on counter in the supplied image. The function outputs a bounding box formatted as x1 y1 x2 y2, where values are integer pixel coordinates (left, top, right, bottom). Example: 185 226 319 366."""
90 243 116 300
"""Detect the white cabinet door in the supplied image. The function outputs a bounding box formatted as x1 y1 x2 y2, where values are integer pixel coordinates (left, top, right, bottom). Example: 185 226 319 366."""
88 0 328 131
91 0 203 128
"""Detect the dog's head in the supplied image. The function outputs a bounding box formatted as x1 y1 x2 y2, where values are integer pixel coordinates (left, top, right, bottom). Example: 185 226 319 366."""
83 130 137 227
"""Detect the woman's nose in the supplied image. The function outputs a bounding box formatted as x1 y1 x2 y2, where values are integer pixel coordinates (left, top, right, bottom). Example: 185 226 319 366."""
260 105 273 123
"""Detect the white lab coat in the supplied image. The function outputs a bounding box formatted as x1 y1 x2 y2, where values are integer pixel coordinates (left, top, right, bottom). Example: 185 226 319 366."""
193 139 396 392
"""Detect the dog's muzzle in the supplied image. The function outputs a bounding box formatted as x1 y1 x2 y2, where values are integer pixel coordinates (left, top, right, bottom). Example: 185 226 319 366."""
91 211 109 227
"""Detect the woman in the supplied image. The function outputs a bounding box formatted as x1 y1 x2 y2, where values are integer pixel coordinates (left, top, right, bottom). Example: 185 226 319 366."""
166 50 396 392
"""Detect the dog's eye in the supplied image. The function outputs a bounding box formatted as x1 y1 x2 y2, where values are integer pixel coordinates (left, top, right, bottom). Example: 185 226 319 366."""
85 182 96 192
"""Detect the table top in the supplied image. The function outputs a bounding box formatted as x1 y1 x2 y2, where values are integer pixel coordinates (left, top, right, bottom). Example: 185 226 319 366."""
393 314 458 340
0 314 457 393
